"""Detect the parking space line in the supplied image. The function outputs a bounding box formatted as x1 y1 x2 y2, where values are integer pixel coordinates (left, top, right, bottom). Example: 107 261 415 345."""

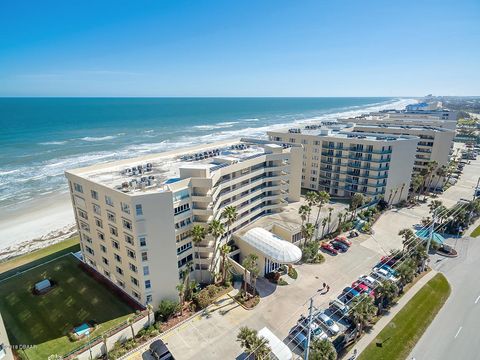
454 326 462 339
475 295 480 304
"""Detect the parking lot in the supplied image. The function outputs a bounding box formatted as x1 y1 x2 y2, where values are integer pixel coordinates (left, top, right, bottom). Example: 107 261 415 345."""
129 147 479 360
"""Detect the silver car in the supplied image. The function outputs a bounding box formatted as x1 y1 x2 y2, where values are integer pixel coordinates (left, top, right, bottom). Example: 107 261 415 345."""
316 312 340 335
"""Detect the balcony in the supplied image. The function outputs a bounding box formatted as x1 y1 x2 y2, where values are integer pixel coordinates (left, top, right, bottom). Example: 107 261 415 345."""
346 171 388 179
347 163 389 171
348 155 390 163
349 147 392 154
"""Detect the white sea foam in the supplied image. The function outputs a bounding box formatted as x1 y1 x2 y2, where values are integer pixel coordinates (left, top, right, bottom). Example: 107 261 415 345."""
39 141 68 145
80 135 116 142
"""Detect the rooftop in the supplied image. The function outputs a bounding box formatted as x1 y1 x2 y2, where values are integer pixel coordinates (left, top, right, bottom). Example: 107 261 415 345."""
67 138 290 194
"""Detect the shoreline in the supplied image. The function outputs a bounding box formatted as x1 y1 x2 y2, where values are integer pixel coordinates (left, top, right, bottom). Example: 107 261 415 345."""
0 192 76 261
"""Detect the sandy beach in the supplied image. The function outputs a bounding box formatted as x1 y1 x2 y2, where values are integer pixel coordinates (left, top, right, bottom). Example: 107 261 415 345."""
0 192 76 261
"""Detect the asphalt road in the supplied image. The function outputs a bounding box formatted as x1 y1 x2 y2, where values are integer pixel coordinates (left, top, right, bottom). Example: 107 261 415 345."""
409 234 480 360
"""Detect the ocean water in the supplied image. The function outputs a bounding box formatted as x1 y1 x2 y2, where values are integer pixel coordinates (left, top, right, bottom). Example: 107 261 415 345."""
0 97 414 210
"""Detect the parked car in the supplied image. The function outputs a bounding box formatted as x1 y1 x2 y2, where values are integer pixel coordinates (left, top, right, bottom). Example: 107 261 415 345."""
315 311 340 335
289 328 308 351
296 318 328 340
379 255 397 267
336 236 353 246
329 299 349 316
341 286 360 301
330 240 349 252
321 242 338 255
359 275 380 289
150 340 174 360
374 263 398 276
372 268 398 282
352 281 375 298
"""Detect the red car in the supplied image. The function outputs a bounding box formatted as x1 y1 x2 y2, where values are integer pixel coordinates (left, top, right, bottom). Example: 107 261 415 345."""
352 281 375 298
380 256 397 267
335 236 352 247
321 242 338 255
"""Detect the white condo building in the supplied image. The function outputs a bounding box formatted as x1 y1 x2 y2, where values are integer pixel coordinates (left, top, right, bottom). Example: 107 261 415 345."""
268 128 418 203
65 138 302 306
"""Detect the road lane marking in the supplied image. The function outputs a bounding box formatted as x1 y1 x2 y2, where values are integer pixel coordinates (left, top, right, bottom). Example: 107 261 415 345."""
475 295 480 304
454 326 462 339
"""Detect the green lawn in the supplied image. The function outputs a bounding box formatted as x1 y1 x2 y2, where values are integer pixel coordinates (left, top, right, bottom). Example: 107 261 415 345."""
0 255 135 360
471 224 480 238
358 273 451 360
0 236 80 281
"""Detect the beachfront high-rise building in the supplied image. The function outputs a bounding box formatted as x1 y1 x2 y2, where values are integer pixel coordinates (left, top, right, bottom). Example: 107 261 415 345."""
267 128 418 203
65 138 301 306
351 124 455 182
337 113 458 130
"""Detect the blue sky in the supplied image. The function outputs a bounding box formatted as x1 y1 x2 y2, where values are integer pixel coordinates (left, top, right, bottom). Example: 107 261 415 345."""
0 0 479 96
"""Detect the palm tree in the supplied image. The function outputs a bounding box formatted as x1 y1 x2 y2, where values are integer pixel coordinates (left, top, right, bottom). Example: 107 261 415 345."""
220 243 232 284
102 333 109 359
326 207 334 233
146 303 154 325
350 193 364 220
433 165 448 192
375 280 398 314
398 228 416 251
298 204 311 233
396 183 406 203
423 160 438 199
127 317 135 339
236 326 271 359
302 223 315 245
305 191 318 223
321 217 328 238
191 224 207 283
314 191 330 237
310 338 337 360
411 174 424 202
242 254 259 296
388 188 399 206
222 205 238 240
176 282 185 315
349 294 377 337
396 259 416 290
208 219 226 280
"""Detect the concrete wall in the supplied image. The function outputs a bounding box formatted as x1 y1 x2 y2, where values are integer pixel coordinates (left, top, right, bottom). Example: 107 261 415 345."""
71 312 154 360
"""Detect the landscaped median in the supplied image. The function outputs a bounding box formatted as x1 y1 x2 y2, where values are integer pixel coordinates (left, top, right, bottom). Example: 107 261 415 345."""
358 273 451 360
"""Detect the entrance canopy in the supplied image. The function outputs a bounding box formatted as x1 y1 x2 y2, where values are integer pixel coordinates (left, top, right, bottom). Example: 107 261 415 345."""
241 228 302 264
416 229 445 244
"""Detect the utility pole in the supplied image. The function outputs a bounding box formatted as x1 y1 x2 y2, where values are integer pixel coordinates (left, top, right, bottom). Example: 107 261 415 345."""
304 297 314 360
424 214 435 271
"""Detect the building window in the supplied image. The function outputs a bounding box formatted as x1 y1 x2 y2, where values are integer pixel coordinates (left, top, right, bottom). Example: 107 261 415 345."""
132 291 140 300
100 244 107 253
178 254 193 268
116 266 124 275
127 249 136 259
91 190 99 200
174 203 190 216
125 234 134 245
82 234 92 244
145 280 151 289
85 246 94 255
93 203 101 215
105 195 114 207
109 226 118 237
98 231 105 241
79 221 90 232
107 211 116 223
146 295 153 303
143 266 150 276
104 270 110 278
131 276 139 286
139 236 147 247
121 202 130 214
135 204 143 216
78 209 88 220
177 242 192 255
129 263 138 273
112 240 120 249
117 279 125 288
141 251 148 262
122 219 133 230
74 183 83 193
114 253 122 263
95 218 103 228
102 257 109 265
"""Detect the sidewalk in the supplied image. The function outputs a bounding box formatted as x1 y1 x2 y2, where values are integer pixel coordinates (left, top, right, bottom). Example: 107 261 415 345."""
344 270 438 359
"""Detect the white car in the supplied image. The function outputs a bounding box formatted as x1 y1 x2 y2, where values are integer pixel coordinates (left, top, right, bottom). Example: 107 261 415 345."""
315 312 340 335
372 268 398 282
297 317 328 340
329 299 349 316
359 275 379 289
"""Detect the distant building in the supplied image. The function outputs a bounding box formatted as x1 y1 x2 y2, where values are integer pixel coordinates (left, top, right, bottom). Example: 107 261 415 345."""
268 128 417 204
65 138 301 306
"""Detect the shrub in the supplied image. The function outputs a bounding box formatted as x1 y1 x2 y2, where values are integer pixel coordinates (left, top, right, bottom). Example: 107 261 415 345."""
288 266 298 279
302 241 320 263
278 278 288 286
157 299 180 322
206 284 219 298
194 289 212 309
